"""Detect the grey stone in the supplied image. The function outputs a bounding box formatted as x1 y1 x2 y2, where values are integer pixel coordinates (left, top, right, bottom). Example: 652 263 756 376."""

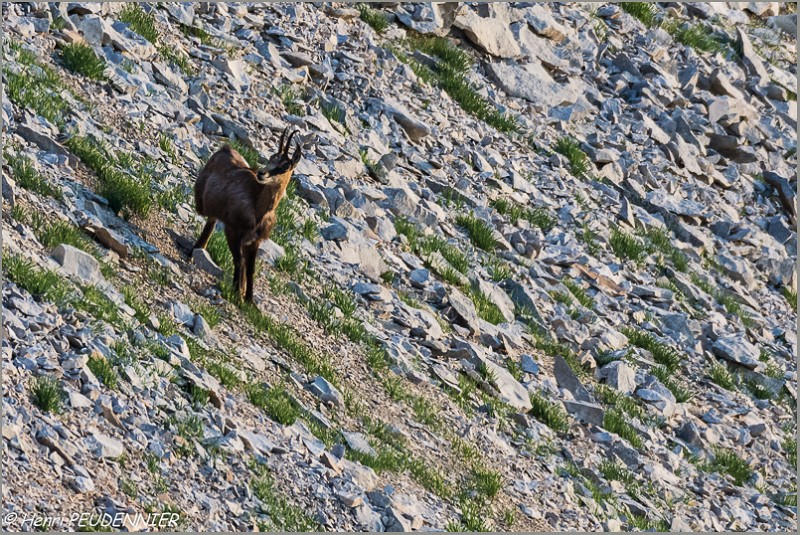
554 355 592 402
52 244 105 286
447 287 481 335
342 431 376 457
596 361 636 394
563 400 604 426
307 376 343 407
192 248 224 278
454 3 521 58
711 334 761 369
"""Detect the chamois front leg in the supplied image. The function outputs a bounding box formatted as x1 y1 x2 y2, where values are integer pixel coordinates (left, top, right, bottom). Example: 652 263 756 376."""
225 227 245 301
243 242 259 303
193 218 217 251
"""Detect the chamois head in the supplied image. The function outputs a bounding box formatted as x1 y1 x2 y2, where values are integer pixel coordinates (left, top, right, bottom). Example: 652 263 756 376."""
255 127 302 184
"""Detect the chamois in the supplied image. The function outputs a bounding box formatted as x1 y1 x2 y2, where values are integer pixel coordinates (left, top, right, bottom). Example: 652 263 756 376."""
193 128 302 302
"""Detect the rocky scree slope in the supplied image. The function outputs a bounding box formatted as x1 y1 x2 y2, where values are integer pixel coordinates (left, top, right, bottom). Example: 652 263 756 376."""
1 1 797 532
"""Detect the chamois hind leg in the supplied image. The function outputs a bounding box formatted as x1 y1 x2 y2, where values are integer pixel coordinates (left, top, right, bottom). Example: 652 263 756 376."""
225 227 245 301
193 218 217 251
243 242 259 303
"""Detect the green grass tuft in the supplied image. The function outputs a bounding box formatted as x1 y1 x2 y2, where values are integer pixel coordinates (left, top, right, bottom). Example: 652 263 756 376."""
249 466 320 532
60 43 106 81
357 3 391 34
455 214 496 251
554 137 590 179
604 409 644 448
562 278 593 309
650 365 693 402
783 287 797 312
489 197 556 233
4 150 63 200
87 355 118 389
119 4 160 43
30 376 67 413
528 391 569 433
468 284 505 325
619 2 659 27
64 136 153 218
396 36 518 133
246 383 301 426
701 447 752 486
227 138 261 170
4 46 73 127
609 227 647 265
3 254 73 304
708 362 737 390
621 327 685 372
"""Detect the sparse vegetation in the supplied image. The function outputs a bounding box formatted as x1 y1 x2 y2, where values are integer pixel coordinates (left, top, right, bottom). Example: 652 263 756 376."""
64 136 153 218
783 287 797 312
119 4 160 43
394 36 518 133
489 198 556 233
357 3 391 34
3 254 73 304
87 355 118 390
554 137 590 178
708 362 737 391
468 284 505 325
698 447 753 486
4 150 63 200
604 409 644 448
455 213 497 251
250 464 319 532
621 327 685 372
30 376 67 414
4 43 73 127
528 391 569 433
60 43 107 81
609 227 647 265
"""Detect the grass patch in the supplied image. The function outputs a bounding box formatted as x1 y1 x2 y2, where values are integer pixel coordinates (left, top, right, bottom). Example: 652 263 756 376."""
562 278 593 309
455 214 497 251
357 3 391 34
468 284 505 325
4 150 63 200
87 355 118 389
528 391 569 433
650 365 693 402
246 383 301 426
205 229 235 274
604 409 643 448
554 137 590 179
249 466 319 532
395 217 471 276
485 255 512 282
609 227 647 265
667 21 726 53
395 36 518 133
60 43 106 81
708 362 737 391
3 254 73 304
621 327 685 372
119 4 160 43
619 2 659 27
30 376 67 413
691 274 755 328
783 433 797 467
64 136 153 218
700 447 752 486
29 214 95 253
595 385 649 423
4 45 73 127
489 197 556 232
